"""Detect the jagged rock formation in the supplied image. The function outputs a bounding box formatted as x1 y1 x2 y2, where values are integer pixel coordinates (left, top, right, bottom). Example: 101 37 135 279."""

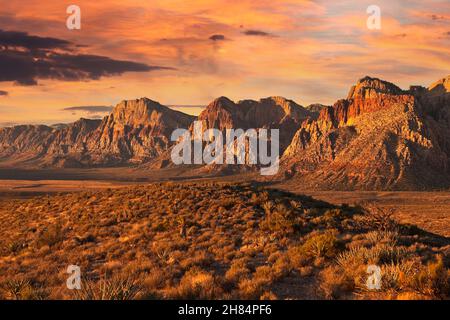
0 96 311 169
193 96 312 151
146 96 313 170
306 104 328 115
281 76 450 190
88 98 195 165
0 98 195 167
1 76 449 191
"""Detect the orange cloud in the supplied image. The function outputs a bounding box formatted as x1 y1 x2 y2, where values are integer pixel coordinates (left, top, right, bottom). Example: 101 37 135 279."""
0 0 448 124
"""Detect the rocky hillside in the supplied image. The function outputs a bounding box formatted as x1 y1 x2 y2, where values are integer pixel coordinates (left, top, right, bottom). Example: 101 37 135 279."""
280 76 450 190
0 98 195 167
0 76 449 190
0 182 448 300
194 96 312 151
0 96 312 168
146 96 314 172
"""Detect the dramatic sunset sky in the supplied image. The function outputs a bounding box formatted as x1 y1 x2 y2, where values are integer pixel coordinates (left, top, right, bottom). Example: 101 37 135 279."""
0 0 449 125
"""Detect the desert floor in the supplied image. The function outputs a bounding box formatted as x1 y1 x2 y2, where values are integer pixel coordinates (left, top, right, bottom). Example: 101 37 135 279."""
292 191 450 238
0 174 449 238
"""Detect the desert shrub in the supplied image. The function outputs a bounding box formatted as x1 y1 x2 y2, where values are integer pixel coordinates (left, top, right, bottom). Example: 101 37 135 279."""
238 278 267 300
369 244 409 265
335 244 411 293
260 202 303 234
225 259 251 283
272 254 292 277
74 275 142 300
152 220 170 232
238 266 282 300
319 266 354 299
356 204 398 232
5 240 25 255
37 223 65 247
260 291 278 300
1 279 49 300
143 269 166 289
301 231 339 259
179 250 214 270
2 279 30 300
337 244 408 269
305 207 322 217
166 269 222 300
408 256 449 297
365 230 399 246
336 247 366 271
319 209 350 228
253 265 277 283
287 246 309 269
381 261 418 291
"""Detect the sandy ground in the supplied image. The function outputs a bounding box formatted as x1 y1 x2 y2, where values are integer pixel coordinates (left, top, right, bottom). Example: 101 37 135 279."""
298 191 450 237
0 179 131 199
0 175 448 237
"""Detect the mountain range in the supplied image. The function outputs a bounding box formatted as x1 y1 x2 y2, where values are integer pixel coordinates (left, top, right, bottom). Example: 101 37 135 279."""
0 75 448 190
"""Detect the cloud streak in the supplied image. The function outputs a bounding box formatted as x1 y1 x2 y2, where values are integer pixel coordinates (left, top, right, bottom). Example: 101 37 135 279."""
209 34 227 41
0 0 448 124
62 106 113 113
242 29 275 37
0 29 72 50
0 29 173 85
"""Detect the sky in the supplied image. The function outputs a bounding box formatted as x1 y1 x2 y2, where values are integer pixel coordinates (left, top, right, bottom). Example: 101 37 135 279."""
0 0 449 125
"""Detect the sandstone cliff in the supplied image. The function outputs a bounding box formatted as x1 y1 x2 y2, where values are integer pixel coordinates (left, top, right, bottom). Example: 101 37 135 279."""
0 98 195 167
281 76 450 190
193 96 312 151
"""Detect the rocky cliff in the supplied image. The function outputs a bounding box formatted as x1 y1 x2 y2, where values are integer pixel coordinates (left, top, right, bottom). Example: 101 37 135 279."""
194 96 312 151
1 75 449 191
281 76 450 190
0 98 195 167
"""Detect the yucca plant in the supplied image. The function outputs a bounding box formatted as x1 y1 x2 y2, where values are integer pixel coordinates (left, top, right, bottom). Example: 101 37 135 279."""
74 276 142 300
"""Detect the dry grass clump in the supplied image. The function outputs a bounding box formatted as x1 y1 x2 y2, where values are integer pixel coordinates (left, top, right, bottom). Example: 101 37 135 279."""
326 211 449 300
301 231 340 259
165 268 224 300
0 182 448 300
319 266 355 299
1 279 49 300
407 256 449 297
74 275 142 300
225 258 251 283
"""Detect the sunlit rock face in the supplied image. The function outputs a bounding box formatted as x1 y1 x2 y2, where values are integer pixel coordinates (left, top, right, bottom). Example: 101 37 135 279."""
280 76 450 190
194 96 313 152
0 98 195 167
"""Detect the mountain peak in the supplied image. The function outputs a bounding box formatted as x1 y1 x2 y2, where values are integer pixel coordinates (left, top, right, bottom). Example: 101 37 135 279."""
428 75 450 96
115 97 165 112
211 96 235 105
205 97 237 113
348 76 404 99
70 118 102 131
111 97 174 126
